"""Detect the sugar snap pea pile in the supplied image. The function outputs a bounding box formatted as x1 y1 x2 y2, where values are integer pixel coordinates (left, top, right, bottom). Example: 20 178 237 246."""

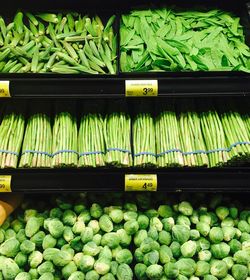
0 12 117 74
120 9 250 73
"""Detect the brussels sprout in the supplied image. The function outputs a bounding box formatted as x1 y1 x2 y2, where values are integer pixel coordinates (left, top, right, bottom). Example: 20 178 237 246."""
110 261 118 275
73 203 86 214
216 207 229 221
124 203 137 212
49 208 63 219
78 255 95 272
90 203 103 219
135 248 144 262
190 277 199 280
162 217 175 232
158 231 171 246
190 229 200 241
209 227 224 244
240 210 250 221
108 209 124 224
181 240 197 257
78 210 91 224
116 249 133 264
99 246 112 261
88 220 100 234
150 217 163 232
56 237 67 248
61 261 77 279
235 228 242 239
140 238 154 254
25 217 41 238
70 236 83 252
117 263 133 280
178 201 193 216
30 231 46 247
172 225 190 244
124 211 138 221
232 264 248 280
81 227 93 244
222 256 234 270
195 261 210 277
93 234 102 246
2 257 20 280
135 263 147 280
53 250 72 267
37 261 55 275
100 273 115 280
83 241 100 256
146 264 163 280
148 226 159 241
158 205 173 218
222 227 236 242
177 275 189 280
5 229 16 240
143 250 159 266
211 242 230 259
196 222 210 237
164 262 179 278
68 271 86 280
72 220 85 235
229 239 242 254
210 260 228 278
137 215 149 230
204 275 218 280
145 209 158 219
200 214 212 226
190 211 199 225
176 258 196 277
0 237 20 257
209 212 219 226
101 232 120 249
238 221 250 233
114 229 130 248
14 252 27 267
29 251 43 268
15 272 31 280
20 240 35 254
197 237 210 251
63 227 74 243
229 207 238 219
221 217 234 228
62 210 77 226
170 241 181 258
159 245 173 264
43 248 59 261
73 252 83 268
16 229 26 244
241 232 250 243
198 250 212 261
38 272 54 280
0 229 5 243
44 219 64 238
222 275 235 280
124 220 139 235
233 250 250 265
94 258 111 275
99 215 113 233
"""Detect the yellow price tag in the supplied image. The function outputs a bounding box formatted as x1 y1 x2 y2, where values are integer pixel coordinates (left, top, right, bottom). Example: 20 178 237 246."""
125 174 157 191
0 176 12 192
0 81 10 97
125 80 158 97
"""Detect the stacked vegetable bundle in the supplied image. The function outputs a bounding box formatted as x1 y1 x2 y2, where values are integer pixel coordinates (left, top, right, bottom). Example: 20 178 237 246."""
120 8 250 73
0 193 249 279
0 11 117 74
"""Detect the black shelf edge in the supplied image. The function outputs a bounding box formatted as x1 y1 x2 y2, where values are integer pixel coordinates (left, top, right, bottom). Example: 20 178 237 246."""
1 168 249 192
0 74 249 98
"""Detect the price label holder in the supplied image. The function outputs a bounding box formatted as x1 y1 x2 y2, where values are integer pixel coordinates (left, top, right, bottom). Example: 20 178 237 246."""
125 80 158 97
0 176 12 192
125 174 157 191
0 81 10 97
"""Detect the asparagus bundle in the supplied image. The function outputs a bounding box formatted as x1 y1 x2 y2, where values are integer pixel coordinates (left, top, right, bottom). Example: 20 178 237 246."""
104 112 132 167
220 110 250 163
0 113 25 168
243 114 250 136
19 114 52 168
133 113 156 167
179 111 209 167
52 112 78 167
0 12 117 74
200 111 229 167
156 111 184 167
78 113 106 167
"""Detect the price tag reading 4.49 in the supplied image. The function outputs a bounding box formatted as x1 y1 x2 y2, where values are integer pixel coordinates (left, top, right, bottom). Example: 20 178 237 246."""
0 176 12 192
0 81 10 97
125 80 158 97
125 174 157 192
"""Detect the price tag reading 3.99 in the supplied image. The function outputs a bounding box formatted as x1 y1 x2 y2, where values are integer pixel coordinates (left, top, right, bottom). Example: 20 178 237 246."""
125 80 158 97
125 174 157 192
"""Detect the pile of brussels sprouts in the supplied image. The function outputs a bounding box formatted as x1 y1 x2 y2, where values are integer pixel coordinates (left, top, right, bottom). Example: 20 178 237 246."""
0 193 249 280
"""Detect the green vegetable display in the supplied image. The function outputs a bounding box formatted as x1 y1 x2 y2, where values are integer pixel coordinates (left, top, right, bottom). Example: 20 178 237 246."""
0 193 249 279
0 12 117 74
120 8 250 73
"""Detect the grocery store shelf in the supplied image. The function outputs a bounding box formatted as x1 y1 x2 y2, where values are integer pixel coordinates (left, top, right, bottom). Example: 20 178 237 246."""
1 74 250 98
1 168 249 192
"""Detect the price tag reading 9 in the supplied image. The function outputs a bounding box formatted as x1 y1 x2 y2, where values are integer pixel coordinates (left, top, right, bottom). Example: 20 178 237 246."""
125 174 157 192
0 176 12 192
0 81 10 97
125 80 158 97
